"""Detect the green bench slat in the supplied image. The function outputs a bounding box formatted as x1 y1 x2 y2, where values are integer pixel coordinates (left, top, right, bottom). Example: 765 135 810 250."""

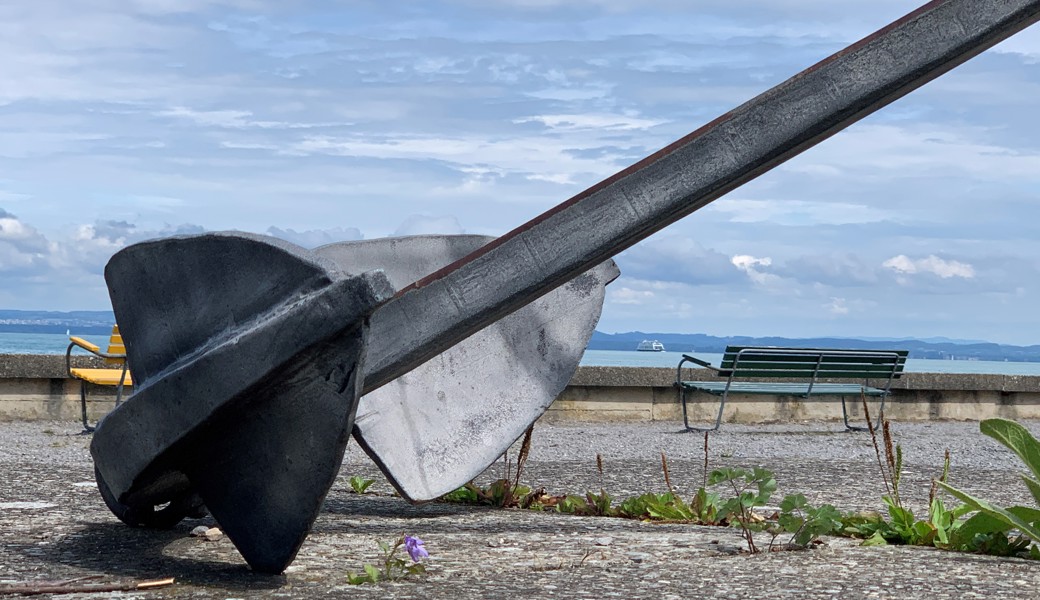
716 347 907 379
718 360 905 370
715 369 902 379
678 381 888 397
676 346 905 430
722 346 909 358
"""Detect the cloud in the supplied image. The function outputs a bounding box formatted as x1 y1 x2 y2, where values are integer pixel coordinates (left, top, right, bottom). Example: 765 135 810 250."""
515 113 667 131
731 254 781 285
0 209 53 274
826 297 849 315
708 199 893 226
882 254 975 279
1 1 1039 345
394 215 465 237
772 253 880 287
266 226 363 248
0 210 47 248
614 236 743 285
609 286 656 305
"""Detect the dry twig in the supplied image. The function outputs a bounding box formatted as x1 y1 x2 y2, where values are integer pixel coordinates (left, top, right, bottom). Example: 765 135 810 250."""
0 577 174 597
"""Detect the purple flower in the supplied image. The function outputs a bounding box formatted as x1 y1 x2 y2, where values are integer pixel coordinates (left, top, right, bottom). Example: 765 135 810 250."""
404 535 428 562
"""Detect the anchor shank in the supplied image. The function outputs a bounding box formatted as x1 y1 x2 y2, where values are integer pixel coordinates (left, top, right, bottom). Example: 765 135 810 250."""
362 0 1040 393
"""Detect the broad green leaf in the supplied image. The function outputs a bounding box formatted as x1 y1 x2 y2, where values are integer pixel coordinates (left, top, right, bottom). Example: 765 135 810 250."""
349 475 375 494
937 481 1040 544
935 522 949 545
980 419 1040 482
708 468 748 486
809 504 842 523
346 572 370 585
929 497 952 530
861 531 889 546
363 564 381 583
777 513 804 532
803 507 842 542
886 503 915 532
1007 505 1040 524
754 477 777 504
911 521 934 543
752 467 775 482
780 494 807 512
949 511 1012 547
1023 475 1040 508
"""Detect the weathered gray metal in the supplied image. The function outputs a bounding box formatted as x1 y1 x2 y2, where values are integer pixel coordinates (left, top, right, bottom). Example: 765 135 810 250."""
359 0 1040 395
91 232 393 573
91 0 1040 575
315 236 618 501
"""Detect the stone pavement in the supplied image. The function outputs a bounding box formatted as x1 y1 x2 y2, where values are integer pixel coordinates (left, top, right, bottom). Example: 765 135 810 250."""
1 419 1038 599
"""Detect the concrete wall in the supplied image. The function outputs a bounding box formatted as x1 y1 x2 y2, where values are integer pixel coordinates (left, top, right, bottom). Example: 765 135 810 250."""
0 354 115 422
547 366 1040 424
3 354 1040 424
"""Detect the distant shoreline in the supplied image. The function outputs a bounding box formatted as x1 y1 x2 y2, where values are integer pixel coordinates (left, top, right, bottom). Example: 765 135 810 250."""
0 325 116 335
589 331 1040 363
580 349 1040 376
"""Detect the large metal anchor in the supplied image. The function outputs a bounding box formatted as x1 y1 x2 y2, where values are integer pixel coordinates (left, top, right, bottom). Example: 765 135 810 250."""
90 0 1040 574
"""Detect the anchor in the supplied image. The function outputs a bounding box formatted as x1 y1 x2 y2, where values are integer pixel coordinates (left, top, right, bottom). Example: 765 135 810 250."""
90 0 1040 574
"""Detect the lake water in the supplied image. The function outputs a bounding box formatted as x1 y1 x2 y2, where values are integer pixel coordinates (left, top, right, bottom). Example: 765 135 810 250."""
0 332 113 355
4 332 1039 376
580 349 1040 376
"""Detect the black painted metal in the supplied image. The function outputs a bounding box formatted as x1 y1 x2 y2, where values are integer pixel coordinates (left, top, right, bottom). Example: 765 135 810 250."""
90 233 393 573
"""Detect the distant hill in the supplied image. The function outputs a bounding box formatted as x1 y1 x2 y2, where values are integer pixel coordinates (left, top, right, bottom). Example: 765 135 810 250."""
0 310 116 335
4 310 1038 362
589 331 1040 362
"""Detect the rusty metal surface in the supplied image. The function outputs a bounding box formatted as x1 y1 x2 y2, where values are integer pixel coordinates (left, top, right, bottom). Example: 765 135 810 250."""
360 0 1040 394
316 236 618 501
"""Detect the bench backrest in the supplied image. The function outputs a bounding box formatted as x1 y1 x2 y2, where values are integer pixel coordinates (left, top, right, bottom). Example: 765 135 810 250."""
104 325 127 366
718 346 907 380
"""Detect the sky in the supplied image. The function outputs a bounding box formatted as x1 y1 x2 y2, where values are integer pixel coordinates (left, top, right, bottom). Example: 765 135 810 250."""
2 1 1040 345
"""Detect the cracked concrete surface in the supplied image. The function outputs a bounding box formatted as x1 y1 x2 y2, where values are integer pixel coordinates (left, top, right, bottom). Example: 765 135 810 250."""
1 419 1037 599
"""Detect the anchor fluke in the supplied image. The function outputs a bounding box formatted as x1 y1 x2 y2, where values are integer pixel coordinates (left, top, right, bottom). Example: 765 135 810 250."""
91 232 393 573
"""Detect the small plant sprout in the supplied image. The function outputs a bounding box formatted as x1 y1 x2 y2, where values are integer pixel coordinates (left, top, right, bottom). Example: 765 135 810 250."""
348 475 375 494
435 415 1040 561
709 467 777 553
346 534 429 585
938 419 1040 557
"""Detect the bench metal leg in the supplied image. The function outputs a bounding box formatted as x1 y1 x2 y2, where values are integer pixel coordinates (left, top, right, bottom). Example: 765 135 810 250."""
680 386 724 433
80 381 95 434
841 395 883 432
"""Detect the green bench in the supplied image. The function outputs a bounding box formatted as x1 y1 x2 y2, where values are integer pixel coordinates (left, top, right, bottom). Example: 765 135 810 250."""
675 346 908 432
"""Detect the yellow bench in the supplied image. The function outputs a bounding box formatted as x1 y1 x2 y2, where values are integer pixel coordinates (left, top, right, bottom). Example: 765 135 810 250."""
66 325 133 432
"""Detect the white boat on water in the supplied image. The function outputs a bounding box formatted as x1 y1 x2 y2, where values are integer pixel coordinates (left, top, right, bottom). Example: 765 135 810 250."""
636 339 665 352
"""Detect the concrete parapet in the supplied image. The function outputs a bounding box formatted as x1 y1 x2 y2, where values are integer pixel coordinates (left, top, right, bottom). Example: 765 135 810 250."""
3 354 1040 424
0 353 116 422
549 366 1040 424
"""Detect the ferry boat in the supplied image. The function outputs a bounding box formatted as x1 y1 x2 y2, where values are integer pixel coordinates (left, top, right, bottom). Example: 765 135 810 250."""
636 339 665 352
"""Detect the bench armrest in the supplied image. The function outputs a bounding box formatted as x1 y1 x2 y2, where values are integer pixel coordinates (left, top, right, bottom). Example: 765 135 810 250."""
68 336 100 354
65 336 127 376
676 354 720 386
681 354 713 369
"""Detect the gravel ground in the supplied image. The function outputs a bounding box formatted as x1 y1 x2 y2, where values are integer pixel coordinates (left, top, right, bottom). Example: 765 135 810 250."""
1 419 1038 599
